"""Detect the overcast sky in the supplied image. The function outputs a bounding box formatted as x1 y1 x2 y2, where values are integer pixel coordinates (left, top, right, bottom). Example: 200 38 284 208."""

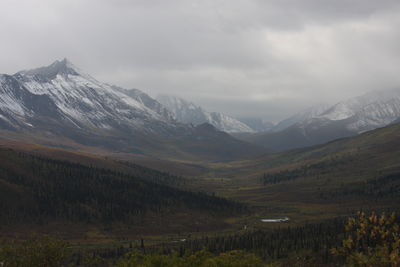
1 0 400 121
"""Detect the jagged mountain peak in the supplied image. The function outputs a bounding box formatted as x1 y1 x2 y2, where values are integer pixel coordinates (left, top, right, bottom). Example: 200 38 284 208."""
16 58 84 80
0 59 180 132
0 60 264 160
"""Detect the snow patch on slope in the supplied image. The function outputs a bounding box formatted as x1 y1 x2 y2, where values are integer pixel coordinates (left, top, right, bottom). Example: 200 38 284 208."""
0 75 27 116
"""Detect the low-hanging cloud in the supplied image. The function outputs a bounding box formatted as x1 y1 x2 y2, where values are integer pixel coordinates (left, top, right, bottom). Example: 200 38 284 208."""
1 0 399 121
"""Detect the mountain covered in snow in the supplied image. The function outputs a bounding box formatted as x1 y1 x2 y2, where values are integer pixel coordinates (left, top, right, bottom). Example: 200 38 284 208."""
240 89 400 151
316 89 400 133
1 59 177 133
156 95 255 133
236 118 275 132
272 104 330 132
0 59 263 160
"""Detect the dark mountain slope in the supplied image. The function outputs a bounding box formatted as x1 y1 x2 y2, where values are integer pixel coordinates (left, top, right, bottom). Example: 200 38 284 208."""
242 118 355 151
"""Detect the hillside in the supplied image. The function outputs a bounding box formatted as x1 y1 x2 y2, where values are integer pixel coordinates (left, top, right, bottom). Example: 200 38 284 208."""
199 122 400 223
0 144 245 238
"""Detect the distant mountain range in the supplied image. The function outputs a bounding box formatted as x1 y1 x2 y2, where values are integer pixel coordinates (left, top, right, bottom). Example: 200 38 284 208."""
271 104 330 132
2 58 399 156
235 117 275 132
0 59 264 160
239 88 400 151
156 95 255 133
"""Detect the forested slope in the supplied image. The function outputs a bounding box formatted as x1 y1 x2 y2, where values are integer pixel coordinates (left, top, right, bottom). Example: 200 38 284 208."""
0 148 243 226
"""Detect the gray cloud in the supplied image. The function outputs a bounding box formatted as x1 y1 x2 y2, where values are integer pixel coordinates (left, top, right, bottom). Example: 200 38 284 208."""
1 0 400 121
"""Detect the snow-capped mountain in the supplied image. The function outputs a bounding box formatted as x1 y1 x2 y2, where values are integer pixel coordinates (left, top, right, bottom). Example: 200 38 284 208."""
6 59 176 133
272 104 330 132
317 89 400 133
0 59 263 160
236 118 275 132
206 112 255 133
156 95 255 133
241 89 400 151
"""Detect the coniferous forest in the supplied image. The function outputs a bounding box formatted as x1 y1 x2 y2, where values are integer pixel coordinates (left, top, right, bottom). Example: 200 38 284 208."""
0 148 244 225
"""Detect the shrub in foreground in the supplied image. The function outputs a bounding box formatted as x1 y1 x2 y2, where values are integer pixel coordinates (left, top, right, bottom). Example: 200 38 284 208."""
332 212 400 266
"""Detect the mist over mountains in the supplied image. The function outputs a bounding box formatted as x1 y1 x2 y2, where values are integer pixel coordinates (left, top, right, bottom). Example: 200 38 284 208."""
157 87 400 153
238 88 400 151
1 58 400 157
0 59 264 160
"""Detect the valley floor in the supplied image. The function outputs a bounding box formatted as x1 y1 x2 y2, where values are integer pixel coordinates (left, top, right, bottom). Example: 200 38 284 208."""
1 123 400 266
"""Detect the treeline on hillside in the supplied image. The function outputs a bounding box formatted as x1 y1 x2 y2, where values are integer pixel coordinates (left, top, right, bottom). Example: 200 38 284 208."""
259 158 350 185
0 148 245 224
115 160 186 187
319 173 400 200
